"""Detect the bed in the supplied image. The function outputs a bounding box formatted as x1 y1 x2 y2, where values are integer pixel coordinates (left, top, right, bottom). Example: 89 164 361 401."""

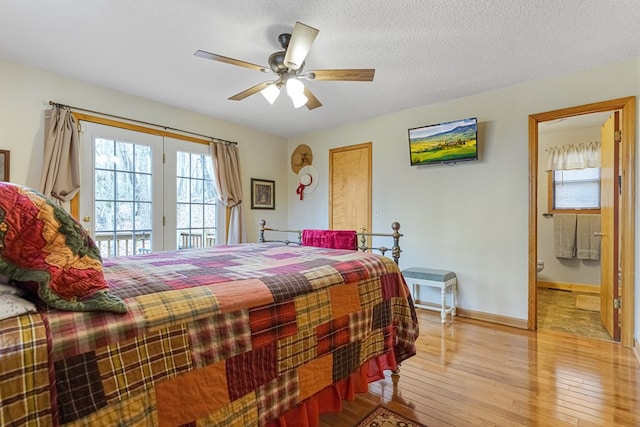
0 183 418 426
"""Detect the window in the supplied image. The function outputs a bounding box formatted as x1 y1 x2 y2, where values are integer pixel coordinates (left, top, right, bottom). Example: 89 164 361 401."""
93 137 155 256
81 122 219 257
175 151 217 249
550 168 600 212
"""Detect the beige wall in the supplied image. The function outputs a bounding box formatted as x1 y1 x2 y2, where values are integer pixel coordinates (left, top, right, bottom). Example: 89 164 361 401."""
287 58 640 323
2 56 639 337
0 60 288 241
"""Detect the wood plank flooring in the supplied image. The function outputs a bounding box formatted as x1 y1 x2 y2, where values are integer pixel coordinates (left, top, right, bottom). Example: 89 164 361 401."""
320 310 640 426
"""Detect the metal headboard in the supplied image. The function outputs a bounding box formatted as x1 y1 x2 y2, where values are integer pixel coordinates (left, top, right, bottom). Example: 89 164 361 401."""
258 220 402 264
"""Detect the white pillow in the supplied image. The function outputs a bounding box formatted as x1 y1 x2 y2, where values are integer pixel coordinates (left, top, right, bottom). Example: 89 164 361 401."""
0 293 37 320
0 283 26 296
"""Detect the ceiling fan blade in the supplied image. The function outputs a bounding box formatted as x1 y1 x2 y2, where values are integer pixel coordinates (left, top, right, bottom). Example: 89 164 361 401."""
303 87 322 110
306 69 375 81
194 50 270 73
228 81 273 101
283 22 319 71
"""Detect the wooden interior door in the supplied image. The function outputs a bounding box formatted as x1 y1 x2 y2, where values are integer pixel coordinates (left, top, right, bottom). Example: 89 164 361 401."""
599 111 620 340
329 142 371 234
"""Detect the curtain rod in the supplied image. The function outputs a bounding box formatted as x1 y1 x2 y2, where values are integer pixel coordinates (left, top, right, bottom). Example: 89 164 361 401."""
48 101 238 146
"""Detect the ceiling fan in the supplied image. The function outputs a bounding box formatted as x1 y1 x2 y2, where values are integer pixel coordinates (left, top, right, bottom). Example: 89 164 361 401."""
194 22 375 110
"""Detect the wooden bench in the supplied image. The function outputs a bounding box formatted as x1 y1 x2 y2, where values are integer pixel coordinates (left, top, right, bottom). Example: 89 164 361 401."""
403 267 457 323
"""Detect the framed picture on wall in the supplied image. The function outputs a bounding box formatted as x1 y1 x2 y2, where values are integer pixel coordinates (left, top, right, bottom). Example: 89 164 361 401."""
251 178 275 209
0 150 9 182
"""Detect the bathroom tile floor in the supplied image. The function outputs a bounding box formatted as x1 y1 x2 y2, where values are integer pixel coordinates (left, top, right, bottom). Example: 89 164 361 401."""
537 288 613 341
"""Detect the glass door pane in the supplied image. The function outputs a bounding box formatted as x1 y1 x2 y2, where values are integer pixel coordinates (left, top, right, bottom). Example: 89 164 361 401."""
80 123 163 257
164 138 218 251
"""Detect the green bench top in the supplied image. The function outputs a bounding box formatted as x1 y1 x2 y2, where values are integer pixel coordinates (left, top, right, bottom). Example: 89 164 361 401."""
402 267 456 282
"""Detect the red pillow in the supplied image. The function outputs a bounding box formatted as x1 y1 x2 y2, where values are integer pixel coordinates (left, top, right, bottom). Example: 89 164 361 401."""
0 182 126 313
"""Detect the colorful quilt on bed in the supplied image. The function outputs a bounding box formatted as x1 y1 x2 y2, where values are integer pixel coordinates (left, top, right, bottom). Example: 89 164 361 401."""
0 243 418 426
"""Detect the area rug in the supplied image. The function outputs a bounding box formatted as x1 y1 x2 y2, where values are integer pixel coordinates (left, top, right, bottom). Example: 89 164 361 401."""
357 405 426 427
576 294 600 312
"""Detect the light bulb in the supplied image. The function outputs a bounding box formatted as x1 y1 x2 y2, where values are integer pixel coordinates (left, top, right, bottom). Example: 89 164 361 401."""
260 84 280 105
286 78 305 96
291 93 308 109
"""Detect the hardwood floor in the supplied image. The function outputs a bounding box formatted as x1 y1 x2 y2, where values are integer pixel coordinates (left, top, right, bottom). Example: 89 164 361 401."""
320 310 640 426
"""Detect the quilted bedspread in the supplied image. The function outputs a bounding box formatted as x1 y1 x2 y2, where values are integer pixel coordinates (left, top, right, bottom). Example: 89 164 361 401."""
0 243 418 426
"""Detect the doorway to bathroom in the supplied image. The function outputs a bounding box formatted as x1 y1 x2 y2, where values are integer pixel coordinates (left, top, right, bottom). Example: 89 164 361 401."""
528 97 636 347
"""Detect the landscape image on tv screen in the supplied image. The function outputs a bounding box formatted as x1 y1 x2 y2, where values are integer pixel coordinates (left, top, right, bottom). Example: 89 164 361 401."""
408 117 478 166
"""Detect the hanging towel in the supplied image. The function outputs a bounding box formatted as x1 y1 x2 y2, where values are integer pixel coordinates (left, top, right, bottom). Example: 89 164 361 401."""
577 214 601 260
301 229 357 250
554 214 577 258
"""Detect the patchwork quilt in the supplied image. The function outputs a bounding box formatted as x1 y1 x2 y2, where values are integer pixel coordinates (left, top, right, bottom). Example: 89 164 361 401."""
0 243 418 426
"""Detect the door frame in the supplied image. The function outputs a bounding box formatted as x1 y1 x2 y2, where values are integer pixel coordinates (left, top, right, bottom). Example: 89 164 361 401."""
79 121 165 254
70 113 230 235
528 96 636 347
69 114 211 215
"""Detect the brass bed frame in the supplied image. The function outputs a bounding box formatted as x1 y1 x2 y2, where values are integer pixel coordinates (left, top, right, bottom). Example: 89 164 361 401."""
258 220 403 264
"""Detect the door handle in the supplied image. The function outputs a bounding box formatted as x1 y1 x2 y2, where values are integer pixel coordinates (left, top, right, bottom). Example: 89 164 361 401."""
594 232 603 237
83 216 91 223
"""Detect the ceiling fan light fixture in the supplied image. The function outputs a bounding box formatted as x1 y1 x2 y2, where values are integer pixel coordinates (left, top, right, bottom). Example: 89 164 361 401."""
286 77 305 96
291 92 308 109
286 78 307 108
196 21 373 111
260 84 281 104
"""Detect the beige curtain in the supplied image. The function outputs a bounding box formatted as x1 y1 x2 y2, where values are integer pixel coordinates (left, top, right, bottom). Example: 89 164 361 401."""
209 141 247 244
40 108 80 205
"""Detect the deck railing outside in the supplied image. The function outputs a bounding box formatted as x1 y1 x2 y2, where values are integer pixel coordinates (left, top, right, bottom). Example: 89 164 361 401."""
95 230 216 258
94 231 152 258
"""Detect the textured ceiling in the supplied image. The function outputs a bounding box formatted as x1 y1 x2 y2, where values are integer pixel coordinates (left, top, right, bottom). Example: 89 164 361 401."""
1 1 639 138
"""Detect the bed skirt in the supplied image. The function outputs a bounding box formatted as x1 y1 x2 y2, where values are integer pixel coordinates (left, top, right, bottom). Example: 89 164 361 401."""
268 351 397 427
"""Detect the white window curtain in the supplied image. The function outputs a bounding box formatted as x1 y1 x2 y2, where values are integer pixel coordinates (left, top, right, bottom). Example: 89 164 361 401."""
40 108 81 207
209 141 247 244
545 141 601 171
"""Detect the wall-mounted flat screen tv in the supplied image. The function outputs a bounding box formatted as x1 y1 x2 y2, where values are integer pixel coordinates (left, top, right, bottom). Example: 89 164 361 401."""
408 117 478 166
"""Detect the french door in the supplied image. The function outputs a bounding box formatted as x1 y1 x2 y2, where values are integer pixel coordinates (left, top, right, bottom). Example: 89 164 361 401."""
164 137 218 253
80 122 218 257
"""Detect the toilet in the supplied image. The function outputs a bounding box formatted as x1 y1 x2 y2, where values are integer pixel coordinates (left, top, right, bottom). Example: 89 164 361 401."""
536 260 545 273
